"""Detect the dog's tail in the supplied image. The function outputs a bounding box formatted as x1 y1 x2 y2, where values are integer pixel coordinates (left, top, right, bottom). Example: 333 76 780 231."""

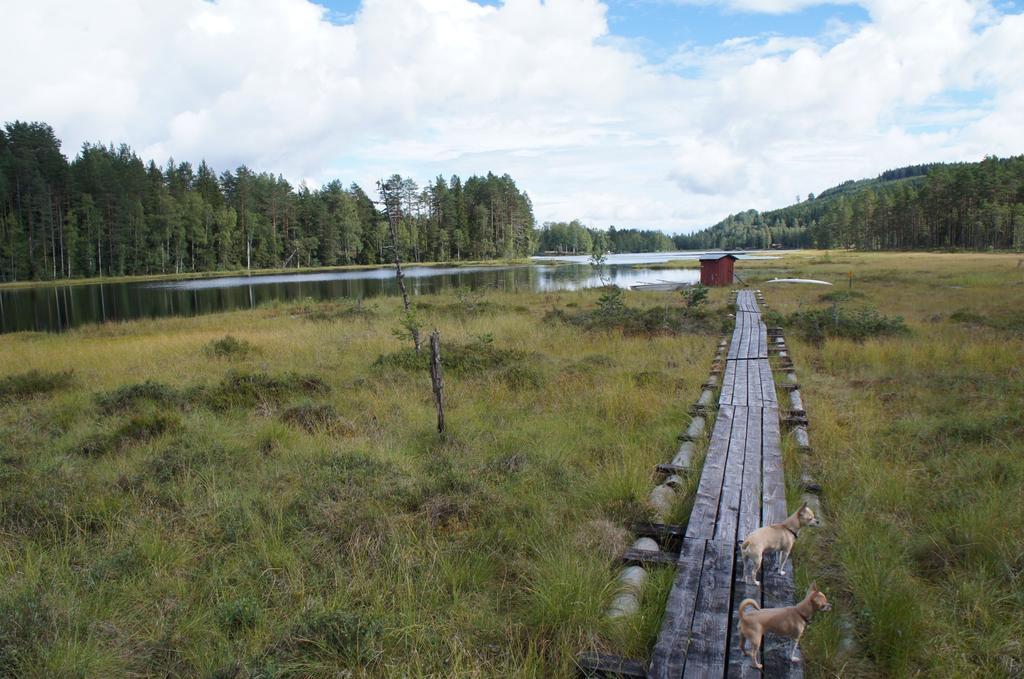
737 598 760 621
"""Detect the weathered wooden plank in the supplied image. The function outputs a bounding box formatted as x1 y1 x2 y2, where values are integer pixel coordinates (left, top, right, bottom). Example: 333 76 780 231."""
682 538 736 677
577 651 648 677
749 316 760 360
733 355 749 408
648 539 709 679
762 565 803 679
747 358 763 407
727 318 743 360
759 359 777 406
714 405 747 542
727 541 763 679
761 406 787 525
720 359 737 406
742 313 755 360
686 407 734 539
736 318 747 362
738 406 763 540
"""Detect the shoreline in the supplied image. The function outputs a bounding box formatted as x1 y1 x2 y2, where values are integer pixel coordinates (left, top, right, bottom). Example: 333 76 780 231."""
0 258 533 291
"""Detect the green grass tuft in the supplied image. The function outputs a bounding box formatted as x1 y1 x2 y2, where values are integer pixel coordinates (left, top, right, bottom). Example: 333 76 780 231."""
203 334 258 358
0 369 74 401
96 380 181 414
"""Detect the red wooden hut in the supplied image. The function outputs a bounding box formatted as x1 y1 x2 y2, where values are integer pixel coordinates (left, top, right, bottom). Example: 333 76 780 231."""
698 253 738 286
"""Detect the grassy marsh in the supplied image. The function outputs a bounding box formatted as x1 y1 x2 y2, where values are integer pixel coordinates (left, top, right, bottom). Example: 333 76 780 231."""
0 286 718 677
738 251 1024 678
2 251 1021 677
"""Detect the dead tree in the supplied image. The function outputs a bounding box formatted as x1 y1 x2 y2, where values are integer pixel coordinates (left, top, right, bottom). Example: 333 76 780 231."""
377 178 421 353
429 329 445 435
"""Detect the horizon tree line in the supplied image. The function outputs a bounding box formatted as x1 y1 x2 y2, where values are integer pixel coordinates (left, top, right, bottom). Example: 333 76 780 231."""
675 156 1024 251
0 121 538 282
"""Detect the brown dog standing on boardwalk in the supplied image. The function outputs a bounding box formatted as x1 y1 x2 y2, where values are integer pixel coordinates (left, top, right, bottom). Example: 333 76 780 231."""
741 502 819 586
737 583 832 668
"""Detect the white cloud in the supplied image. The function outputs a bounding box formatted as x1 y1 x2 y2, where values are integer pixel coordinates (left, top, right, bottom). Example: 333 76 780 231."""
0 0 1022 233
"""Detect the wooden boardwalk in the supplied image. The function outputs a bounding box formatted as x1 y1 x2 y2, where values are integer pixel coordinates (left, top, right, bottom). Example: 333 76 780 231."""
648 290 799 679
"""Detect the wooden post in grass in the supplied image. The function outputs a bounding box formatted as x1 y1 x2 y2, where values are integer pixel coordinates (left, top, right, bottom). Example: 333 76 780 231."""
429 330 445 435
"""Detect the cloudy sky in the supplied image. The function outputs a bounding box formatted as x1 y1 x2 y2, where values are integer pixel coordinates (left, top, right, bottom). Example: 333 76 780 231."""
2 0 1022 233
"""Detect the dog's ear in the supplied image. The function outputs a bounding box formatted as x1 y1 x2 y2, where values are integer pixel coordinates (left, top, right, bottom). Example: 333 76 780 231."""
801 501 808 510
810 581 819 592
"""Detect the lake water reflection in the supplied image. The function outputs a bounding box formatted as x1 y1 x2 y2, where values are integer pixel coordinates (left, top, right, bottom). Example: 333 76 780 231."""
0 252 764 333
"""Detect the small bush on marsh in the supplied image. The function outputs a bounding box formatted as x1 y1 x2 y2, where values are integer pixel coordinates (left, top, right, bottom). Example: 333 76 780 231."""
96 380 181 414
143 436 216 483
785 304 908 344
375 334 537 375
681 283 709 308
596 286 626 316
203 334 257 359
949 307 1024 333
198 370 329 411
0 369 74 401
304 298 378 322
497 364 545 390
76 411 181 456
949 308 986 324
280 403 354 434
819 289 866 303
546 303 720 336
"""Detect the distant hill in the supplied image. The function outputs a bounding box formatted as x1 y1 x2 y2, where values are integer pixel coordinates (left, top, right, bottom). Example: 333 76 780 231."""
674 156 1024 250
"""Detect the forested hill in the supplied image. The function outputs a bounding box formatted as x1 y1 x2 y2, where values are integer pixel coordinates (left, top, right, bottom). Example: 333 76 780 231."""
537 220 675 254
0 121 539 282
674 156 1024 251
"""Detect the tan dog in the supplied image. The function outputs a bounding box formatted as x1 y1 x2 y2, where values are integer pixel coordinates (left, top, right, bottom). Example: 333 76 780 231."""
737 583 832 668
741 502 819 586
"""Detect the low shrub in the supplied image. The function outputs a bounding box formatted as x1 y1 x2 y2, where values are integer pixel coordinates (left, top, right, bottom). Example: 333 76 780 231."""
203 334 257 358
949 308 985 324
142 436 217 483
290 298 378 322
546 302 721 336
0 369 74 401
375 334 537 375
949 308 1024 333
280 403 354 434
785 304 908 344
681 283 709 308
76 411 181 456
819 290 866 302
497 363 545 390
96 380 181 414
197 370 329 411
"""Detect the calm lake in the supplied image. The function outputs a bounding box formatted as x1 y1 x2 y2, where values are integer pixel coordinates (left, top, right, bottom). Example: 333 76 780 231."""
0 252 763 333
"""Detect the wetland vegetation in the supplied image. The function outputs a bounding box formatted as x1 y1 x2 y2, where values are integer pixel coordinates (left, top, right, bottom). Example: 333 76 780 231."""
1 251 1021 677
